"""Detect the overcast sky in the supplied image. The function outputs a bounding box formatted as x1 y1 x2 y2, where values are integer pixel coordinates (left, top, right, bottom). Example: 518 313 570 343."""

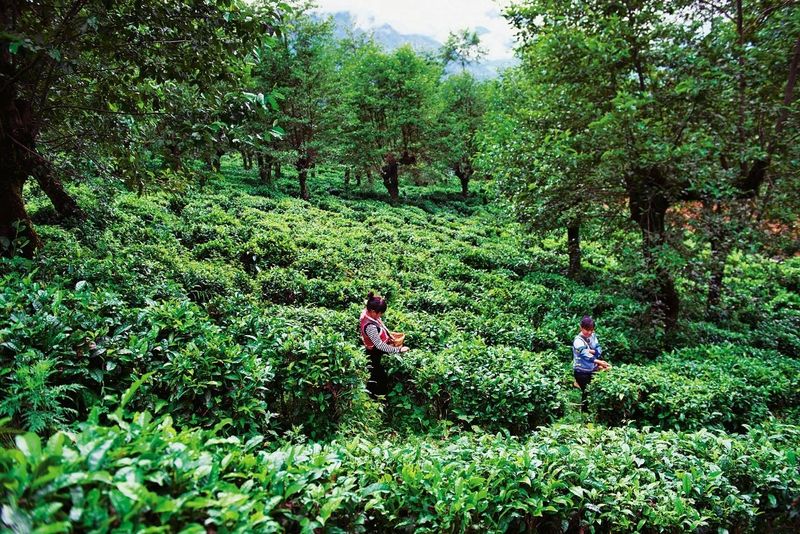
312 0 517 60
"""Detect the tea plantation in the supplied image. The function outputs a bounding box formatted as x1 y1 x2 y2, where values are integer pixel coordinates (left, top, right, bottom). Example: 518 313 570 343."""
1 163 798 532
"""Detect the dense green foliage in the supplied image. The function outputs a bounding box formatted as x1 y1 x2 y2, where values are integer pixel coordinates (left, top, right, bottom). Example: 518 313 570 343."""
480 0 800 325
385 342 566 433
2 0 800 531
2 162 799 530
3 408 799 532
590 344 800 431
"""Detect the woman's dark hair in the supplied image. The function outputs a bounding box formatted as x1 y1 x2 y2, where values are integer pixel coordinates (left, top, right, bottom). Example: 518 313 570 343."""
366 292 388 313
580 315 595 330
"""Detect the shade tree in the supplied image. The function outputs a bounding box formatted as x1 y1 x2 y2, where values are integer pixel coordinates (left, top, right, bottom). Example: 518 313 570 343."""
336 43 441 201
497 0 799 328
476 66 619 280
437 71 487 198
1 0 280 256
250 7 338 199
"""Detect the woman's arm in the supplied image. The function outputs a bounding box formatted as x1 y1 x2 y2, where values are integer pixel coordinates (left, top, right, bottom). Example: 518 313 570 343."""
365 324 401 353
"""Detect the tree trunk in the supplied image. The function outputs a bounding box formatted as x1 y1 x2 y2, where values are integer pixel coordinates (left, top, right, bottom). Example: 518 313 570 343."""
240 149 253 170
381 154 400 201
737 36 800 197
454 163 471 198
210 149 224 173
705 202 730 314
298 168 308 200
296 154 311 200
31 161 85 219
274 162 282 180
0 66 40 256
0 173 39 258
567 223 582 280
454 161 473 198
257 153 272 183
627 168 680 330
344 167 350 186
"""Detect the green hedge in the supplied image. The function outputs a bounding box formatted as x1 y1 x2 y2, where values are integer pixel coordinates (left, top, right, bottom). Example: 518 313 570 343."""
589 344 800 430
385 341 566 433
0 273 371 438
2 411 798 533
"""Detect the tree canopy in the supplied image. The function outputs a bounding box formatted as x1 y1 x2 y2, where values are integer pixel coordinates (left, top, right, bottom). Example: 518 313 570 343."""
479 0 800 327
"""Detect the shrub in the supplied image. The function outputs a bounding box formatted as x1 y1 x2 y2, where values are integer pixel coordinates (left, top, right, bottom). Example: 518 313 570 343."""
386 341 566 433
661 344 800 409
0 412 363 532
243 230 297 270
3 413 798 533
257 267 310 305
589 344 800 431
230 313 371 438
178 260 254 304
129 300 276 434
0 273 128 432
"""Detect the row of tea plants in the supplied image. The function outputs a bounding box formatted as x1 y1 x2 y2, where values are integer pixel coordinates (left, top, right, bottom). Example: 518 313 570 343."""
2 406 798 532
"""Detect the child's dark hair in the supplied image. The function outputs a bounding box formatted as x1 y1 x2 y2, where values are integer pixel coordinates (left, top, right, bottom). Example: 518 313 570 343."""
366 292 387 313
580 315 595 330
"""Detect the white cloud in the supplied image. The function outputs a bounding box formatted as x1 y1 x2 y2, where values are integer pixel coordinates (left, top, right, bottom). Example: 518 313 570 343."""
312 0 517 60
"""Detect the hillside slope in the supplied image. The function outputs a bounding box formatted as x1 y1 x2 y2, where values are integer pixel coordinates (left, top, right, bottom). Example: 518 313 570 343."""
2 161 799 531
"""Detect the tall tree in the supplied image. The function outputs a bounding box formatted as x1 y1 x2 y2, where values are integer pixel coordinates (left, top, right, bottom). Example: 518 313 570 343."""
437 71 487 198
477 67 616 280
1 0 279 256
253 8 337 200
500 0 799 328
338 44 440 201
332 38 385 190
683 0 800 312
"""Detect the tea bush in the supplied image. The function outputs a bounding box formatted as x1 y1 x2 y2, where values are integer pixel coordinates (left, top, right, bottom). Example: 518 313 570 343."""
0 271 128 431
660 344 800 409
5 160 800 528
385 340 566 433
8 164 800 440
346 423 800 532
225 312 372 438
0 412 364 533
589 344 800 430
0 267 371 437
124 301 276 434
3 410 798 532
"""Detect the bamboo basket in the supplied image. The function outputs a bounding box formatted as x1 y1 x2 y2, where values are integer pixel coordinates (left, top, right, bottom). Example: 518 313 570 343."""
390 332 405 347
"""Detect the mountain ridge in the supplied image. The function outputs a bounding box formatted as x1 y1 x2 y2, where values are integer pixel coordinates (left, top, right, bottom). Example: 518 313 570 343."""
323 11 517 79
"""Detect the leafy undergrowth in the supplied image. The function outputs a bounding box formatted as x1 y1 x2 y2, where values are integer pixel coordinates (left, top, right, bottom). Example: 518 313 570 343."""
589 344 800 431
2 161 800 530
2 409 798 533
384 341 567 433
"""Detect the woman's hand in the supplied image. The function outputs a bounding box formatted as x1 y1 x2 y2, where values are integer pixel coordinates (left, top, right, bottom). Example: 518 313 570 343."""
399 346 409 353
